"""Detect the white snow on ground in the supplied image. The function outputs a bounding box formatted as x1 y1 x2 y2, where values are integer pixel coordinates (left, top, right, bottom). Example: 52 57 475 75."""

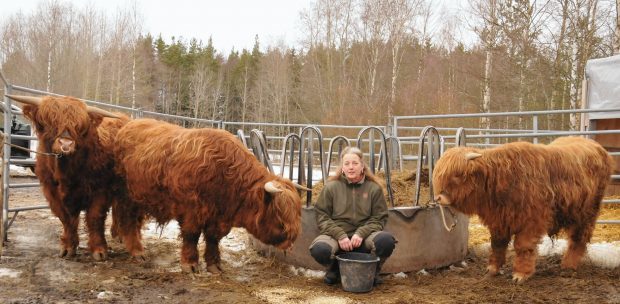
473 236 620 269
143 221 180 240
219 229 247 252
537 237 569 256
391 272 408 279
537 236 620 268
0 268 21 278
288 265 325 279
582 242 620 269
417 269 430 276
142 222 248 253
9 165 32 176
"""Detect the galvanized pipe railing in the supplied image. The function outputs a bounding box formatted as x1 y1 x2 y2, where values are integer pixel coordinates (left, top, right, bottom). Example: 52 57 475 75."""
356 126 394 207
325 135 351 176
414 126 441 206
278 133 301 181
298 126 326 205
249 129 274 173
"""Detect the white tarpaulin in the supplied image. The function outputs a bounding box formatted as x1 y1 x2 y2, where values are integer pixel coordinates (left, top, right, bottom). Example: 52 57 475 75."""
585 54 620 119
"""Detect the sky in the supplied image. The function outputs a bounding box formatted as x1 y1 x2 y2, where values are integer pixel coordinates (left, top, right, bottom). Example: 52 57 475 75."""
0 0 310 53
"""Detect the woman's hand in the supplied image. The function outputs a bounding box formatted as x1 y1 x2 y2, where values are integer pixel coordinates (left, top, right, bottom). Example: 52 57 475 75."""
351 234 363 249
338 237 353 251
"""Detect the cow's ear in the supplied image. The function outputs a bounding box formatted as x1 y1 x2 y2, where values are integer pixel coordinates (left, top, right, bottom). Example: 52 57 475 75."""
21 104 37 122
21 105 45 133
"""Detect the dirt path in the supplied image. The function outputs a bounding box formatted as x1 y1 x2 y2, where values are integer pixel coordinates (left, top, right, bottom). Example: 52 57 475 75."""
1 176 619 303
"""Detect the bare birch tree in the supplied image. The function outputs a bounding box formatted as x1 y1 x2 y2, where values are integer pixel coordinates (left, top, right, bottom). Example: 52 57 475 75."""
28 1 72 92
386 0 424 119
300 0 355 120
359 0 389 113
471 0 502 131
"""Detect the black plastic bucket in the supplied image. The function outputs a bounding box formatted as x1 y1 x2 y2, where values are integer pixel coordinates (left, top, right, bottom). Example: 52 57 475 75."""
336 252 380 293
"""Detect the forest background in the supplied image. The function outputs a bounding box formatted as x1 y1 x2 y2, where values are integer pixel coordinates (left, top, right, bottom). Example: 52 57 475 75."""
1 0 619 133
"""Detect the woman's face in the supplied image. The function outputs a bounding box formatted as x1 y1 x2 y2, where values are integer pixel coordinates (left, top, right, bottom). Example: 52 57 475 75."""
342 153 364 182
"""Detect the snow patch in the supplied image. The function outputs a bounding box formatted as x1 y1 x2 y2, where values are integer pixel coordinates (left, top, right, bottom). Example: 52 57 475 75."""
143 221 179 240
417 269 429 276
0 268 21 278
220 230 247 252
8 165 34 177
538 237 568 257
288 265 325 279
584 242 620 269
96 291 114 299
392 272 408 279
474 237 620 269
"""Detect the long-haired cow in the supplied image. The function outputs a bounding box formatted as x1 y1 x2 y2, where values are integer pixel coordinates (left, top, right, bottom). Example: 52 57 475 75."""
5 95 142 260
433 136 613 283
113 118 303 273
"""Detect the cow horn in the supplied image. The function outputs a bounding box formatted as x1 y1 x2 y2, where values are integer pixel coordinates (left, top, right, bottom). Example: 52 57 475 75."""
293 183 312 192
5 95 42 106
264 181 283 193
87 106 121 119
465 152 482 160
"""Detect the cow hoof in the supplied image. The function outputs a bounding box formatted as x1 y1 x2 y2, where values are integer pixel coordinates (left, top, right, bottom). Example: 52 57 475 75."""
92 250 108 261
206 264 222 274
560 260 578 270
484 265 500 276
131 254 147 263
60 247 77 258
511 273 529 284
181 263 200 274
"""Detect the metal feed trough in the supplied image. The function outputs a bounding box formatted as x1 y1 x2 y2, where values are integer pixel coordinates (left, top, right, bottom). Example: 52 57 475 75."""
250 126 469 273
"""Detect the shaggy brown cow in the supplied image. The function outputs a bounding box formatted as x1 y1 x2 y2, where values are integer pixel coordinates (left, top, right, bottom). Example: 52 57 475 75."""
433 136 613 283
5 95 143 260
113 118 302 273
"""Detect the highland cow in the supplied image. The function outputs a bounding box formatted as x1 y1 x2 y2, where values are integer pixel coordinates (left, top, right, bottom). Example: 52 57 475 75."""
433 136 613 283
5 95 143 260
113 118 303 273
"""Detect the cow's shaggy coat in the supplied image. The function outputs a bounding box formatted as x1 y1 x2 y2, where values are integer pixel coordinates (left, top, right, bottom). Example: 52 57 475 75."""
433 136 613 282
11 95 139 260
113 118 302 273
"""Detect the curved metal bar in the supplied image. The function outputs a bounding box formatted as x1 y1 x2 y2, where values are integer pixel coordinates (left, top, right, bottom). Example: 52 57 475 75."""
356 126 394 208
414 126 442 206
249 129 274 173
325 135 351 175
279 133 301 179
378 136 403 172
236 129 248 148
455 127 467 147
298 126 326 206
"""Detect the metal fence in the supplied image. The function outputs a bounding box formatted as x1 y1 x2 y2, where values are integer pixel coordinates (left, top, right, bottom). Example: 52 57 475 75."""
392 111 620 225
2 75 619 247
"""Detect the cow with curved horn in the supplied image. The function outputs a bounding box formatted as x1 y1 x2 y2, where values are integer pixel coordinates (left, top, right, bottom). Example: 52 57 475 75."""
112 118 305 273
433 136 614 283
4 95 143 261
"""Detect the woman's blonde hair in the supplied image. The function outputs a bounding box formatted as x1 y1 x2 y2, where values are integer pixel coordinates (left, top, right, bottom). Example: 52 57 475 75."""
329 146 380 184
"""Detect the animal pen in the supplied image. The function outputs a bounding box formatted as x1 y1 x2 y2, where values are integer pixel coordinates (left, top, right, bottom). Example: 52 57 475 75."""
1 57 619 271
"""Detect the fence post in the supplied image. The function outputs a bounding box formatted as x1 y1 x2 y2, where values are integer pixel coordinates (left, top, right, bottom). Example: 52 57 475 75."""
532 115 539 144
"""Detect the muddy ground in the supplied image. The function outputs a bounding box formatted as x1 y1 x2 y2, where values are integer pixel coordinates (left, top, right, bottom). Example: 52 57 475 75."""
1 176 619 304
